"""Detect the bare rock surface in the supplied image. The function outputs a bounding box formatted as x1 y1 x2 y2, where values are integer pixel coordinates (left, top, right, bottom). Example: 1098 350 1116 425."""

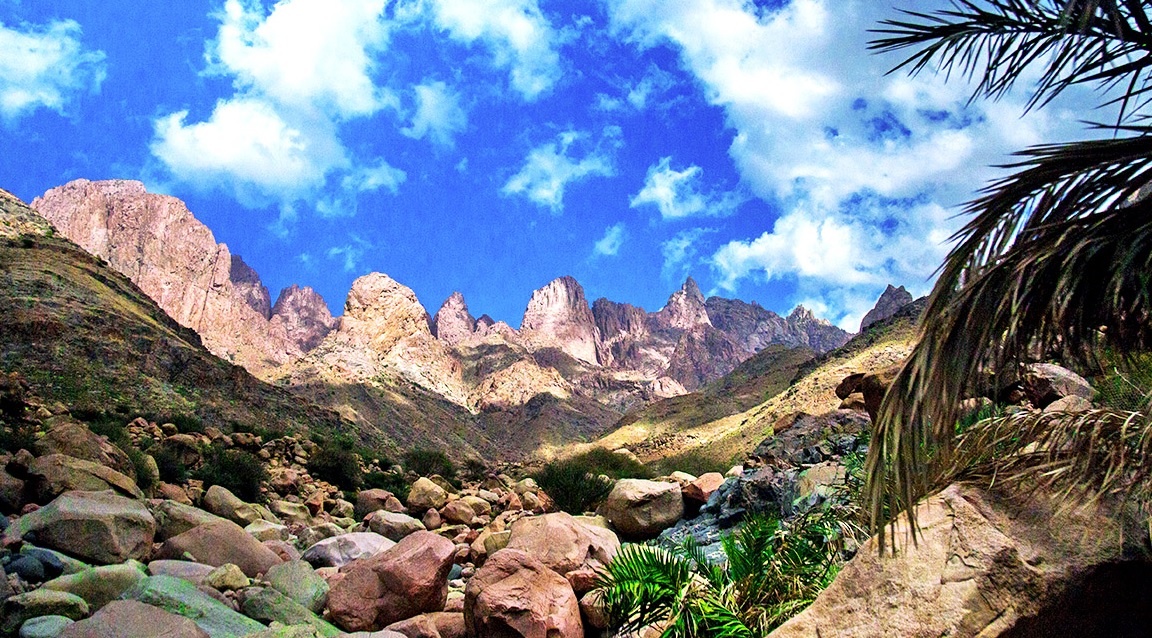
464 549 582 638
520 276 606 366
431 292 477 346
270 284 337 352
859 284 913 332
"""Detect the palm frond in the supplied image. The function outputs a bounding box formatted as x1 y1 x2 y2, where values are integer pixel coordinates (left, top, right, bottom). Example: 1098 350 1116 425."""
597 544 693 634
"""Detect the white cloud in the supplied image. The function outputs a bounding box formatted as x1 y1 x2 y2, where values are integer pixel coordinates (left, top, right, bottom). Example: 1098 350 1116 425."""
607 0 1089 323
592 223 626 257
627 64 675 110
0 19 105 120
327 235 372 272
210 0 393 117
662 227 716 281
426 0 561 100
401 80 467 147
317 160 407 218
631 157 740 219
502 129 618 213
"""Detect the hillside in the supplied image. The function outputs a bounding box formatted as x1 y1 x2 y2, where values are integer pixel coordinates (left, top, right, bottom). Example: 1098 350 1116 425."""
593 298 925 470
0 188 352 444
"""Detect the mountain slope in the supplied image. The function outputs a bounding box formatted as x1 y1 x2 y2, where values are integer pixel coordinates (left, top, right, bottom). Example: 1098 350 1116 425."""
0 188 349 441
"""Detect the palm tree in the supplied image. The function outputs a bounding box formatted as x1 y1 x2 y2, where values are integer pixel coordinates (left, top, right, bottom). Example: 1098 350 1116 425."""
864 0 1152 549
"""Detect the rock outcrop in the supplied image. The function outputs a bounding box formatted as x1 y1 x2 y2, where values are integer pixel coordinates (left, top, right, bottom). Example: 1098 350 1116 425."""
520 276 606 366
431 292 477 346
859 284 913 331
31 179 302 376
653 277 711 331
270 285 337 353
706 297 851 354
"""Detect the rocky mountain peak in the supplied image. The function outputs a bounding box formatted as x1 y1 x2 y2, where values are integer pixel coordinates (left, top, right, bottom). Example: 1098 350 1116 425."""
860 284 914 331
787 305 817 323
656 277 712 331
520 276 604 365
342 273 433 349
230 255 272 319
269 284 336 352
432 291 478 346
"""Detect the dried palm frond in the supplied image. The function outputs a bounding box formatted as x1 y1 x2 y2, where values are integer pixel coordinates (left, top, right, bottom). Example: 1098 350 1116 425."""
864 0 1152 551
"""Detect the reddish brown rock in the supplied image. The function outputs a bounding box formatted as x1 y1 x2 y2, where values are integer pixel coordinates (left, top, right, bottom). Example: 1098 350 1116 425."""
859 284 913 332
431 292 477 346
355 489 395 520
155 519 283 577
270 284 337 352
520 276 606 366
439 500 476 526
599 479 683 539
505 512 619 584
385 611 466 638
682 472 725 504
34 419 134 478
464 549 582 638
59 599 210 638
327 531 456 632
861 365 902 423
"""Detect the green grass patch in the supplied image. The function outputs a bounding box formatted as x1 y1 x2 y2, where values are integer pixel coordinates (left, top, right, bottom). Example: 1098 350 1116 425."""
533 448 654 515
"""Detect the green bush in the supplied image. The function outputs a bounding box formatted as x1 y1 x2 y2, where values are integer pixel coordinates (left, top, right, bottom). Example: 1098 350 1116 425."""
532 448 654 515
195 445 268 502
152 447 188 484
403 448 455 479
363 471 410 503
125 447 157 491
307 447 362 491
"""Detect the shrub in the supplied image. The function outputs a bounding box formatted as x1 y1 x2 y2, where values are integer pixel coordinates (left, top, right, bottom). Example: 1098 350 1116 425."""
125 447 157 491
307 447 362 491
1094 355 1152 411
403 448 455 479
195 445 268 502
152 447 188 484
363 471 410 503
532 448 654 515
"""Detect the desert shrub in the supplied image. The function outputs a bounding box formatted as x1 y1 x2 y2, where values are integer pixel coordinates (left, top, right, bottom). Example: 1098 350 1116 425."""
196 445 268 502
363 471 410 502
169 414 204 434
0 424 36 456
403 448 455 479
125 447 157 491
533 448 654 515
152 447 188 484
307 447 362 491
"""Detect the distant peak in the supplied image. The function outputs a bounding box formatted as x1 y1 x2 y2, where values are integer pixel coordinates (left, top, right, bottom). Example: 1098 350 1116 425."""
860 283 914 332
682 276 702 299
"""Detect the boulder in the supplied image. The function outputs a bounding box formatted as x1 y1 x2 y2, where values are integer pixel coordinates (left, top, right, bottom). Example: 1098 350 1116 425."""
367 511 426 541
266 560 329 614
682 473 725 504
201 485 264 526
269 500 313 527
834 373 866 400
25 455 143 504
599 479 683 538
34 421 134 478
355 489 395 520
151 500 227 541
146 560 214 586
204 564 249 591
438 501 475 526
57 599 209 638
770 483 1152 637
505 512 619 586
407 479 448 512
120 575 265 637
860 365 902 423
385 611 466 638
464 549 582 638
154 519 283 577
41 562 147 610
1021 363 1094 409
459 496 492 519
239 586 342 637
1 590 88 635
245 520 290 542
301 532 394 569
297 523 343 549
5 491 155 564
19 615 75 638
327 531 456 632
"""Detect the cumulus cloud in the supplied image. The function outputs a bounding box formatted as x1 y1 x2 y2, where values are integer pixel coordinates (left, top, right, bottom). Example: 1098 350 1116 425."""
592 223 626 257
316 160 408 218
662 227 716 281
327 234 372 272
631 157 741 219
0 19 105 120
607 0 1086 323
426 0 561 100
401 80 467 147
503 128 619 213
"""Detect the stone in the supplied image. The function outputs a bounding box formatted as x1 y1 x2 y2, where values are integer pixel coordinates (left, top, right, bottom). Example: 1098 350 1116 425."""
5 491 155 564
682 473 725 504
245 520 290 542
266 561 328 615
41 562 147 610
19 615 74 638
56 600 208 638
25 456 143 504
154 519 283 578
330 499 355 519
119 575 265 637
834 373 866 400
421 509 441 531
327 531 456 632
505 512 619 586
367 511 426 542
438 501 475 527
34 421 134 478
384 611 466 638
464 549 582 638
270 284 338 353
458 496 491 518
6 555 46 583
1021 363 1094 409
860 365 902 423
201 485 264 527
1043 394 1094 413
21 547 86 577
239 587 341 637
151 500 228 542
204 564 249 591
301 532 394 569
1 590 89 635
432 292 477 346
769 483 1150 637
146 560 214 586
406 479 447 512
297 523 343 549
579 590 609 630
263 540 301 563
482 531 511 557
599 479 684 539
795 462 847 504
270 500 313 527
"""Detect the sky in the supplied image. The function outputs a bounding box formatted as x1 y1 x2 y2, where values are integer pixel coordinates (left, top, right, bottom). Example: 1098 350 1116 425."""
0 0 1099 330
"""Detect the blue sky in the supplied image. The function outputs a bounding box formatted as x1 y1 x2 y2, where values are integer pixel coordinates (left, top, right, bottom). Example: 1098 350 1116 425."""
0 0 1095 330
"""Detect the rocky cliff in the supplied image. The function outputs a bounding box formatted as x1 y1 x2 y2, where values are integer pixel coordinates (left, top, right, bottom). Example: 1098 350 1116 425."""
860 284 914 331
270 284 337 352
519 276 606 366
431 292 478 347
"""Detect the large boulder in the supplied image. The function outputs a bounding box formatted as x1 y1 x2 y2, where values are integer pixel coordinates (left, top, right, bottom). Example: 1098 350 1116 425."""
0 590 88 634
41 562 147 610
5 490 155 564
151 500 228 541
407 479 448 512
34 420 134 478
25 455 143 504
769 483 1152 637
327 531 456 632
266 560 329 614
154 519 282 578
464 549 582 638
682 473 725 504
301 532 395 569
385 612 466 638
239 586 342 637
505 512 619 583
860 365 901 423
201 485 265 526
57 599 209 638
599 479 683 538
355 489 396 520
1021 363 1094 409
367 511 426 541
120 575 265 637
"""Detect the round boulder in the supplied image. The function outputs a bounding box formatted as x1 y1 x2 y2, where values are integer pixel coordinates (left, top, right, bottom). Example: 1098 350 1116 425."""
599 479 683 538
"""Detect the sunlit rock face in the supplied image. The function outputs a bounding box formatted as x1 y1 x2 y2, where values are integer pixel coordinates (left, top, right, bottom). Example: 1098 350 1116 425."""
520 276 607 366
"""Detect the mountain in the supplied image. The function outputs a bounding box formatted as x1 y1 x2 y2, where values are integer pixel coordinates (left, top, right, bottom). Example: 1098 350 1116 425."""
860 284 914 331
31 179 336 375
0 187 347 440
